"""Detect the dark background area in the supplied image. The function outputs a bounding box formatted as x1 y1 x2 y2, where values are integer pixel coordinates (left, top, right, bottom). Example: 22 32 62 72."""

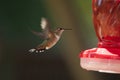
0 0 120 80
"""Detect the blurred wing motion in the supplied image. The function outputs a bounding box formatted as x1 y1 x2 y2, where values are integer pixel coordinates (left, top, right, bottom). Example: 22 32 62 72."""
30 17 51 39
30 30 46 39
41 17 49 30
40 17 51 39
29 17 55 53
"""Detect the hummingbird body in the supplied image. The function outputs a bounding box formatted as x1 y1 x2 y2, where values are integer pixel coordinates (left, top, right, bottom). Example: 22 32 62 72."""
35 31 61 51
29 17 69 53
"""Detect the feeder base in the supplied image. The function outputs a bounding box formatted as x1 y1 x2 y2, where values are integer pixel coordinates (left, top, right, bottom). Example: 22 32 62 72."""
80 58 120 74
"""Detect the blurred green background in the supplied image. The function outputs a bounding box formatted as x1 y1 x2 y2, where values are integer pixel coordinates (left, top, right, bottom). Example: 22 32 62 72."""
0 0 120 80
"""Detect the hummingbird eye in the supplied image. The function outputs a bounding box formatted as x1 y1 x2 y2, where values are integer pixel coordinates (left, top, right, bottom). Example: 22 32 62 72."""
58 28 63 30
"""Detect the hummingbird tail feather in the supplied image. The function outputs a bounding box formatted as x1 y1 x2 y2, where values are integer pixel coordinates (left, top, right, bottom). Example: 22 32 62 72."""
37 48 46 53
29 48 36 52
29 48 46 53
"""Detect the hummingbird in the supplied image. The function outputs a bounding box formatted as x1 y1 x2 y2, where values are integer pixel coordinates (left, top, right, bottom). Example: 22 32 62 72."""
29 17 72 53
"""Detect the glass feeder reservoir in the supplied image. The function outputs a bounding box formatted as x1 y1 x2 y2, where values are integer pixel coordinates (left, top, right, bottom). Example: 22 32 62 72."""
80 0 120 73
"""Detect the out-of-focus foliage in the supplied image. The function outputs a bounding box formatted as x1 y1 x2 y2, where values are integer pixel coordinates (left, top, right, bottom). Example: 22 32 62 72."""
0 0 118 80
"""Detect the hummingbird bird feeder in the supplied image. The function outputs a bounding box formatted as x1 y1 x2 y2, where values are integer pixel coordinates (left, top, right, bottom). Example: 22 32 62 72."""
80 0 120 74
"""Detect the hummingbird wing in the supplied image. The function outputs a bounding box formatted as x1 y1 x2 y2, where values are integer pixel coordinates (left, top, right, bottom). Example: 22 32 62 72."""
30 18 52 39
40 17 52 39
30 30 47 39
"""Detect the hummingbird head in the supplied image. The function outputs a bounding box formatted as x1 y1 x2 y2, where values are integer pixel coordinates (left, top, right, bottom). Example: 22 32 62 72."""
55 27 64 36
55 27 72 36
57 27 65 31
